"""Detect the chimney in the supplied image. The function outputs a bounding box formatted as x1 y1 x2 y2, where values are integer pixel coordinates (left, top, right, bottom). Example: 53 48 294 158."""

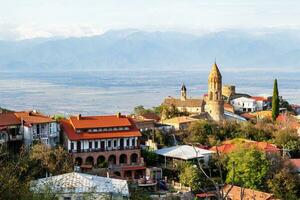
77 114 82 120
117 112 121 118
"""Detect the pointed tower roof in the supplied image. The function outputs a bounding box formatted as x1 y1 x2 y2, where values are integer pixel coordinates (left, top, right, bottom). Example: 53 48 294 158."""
209 62 222 78
181 83 186 91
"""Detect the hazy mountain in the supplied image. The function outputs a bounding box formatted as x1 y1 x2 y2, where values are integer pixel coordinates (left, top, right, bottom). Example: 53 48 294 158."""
0 29 300 71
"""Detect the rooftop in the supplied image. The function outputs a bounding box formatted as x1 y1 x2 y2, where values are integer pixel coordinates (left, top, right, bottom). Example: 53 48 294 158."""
0 111 54 127
223 185 275 200
163 97 203 108
70 114 131 129
61 114 142 140
155 145 213 160
163 116 199 124
31 172 129 197
210 139 280 153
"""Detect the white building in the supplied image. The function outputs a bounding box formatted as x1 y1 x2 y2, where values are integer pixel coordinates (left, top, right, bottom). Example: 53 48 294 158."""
230 97 257 113
155 145 214 167
0 111 59 148
15 111 60 147
31 172 129 200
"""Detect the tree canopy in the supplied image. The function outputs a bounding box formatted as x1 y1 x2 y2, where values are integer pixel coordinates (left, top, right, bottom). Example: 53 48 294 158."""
225 147 270 190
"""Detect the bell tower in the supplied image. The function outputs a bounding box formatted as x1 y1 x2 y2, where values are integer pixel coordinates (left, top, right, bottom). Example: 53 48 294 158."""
207 62 224 121
181 83 187 101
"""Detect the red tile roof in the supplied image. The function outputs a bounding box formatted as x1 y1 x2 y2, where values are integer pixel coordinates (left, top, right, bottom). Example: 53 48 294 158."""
290 159 300 169
15 111 55 124
223 185 275 200
70 115 132 129
241 113 256 120
0 111 54 126
140 113 161 122
210 140 280 154
251 96 268 102
61 115 142 141
0 113 20 126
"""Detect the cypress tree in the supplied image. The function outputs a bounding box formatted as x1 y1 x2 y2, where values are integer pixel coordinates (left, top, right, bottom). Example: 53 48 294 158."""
272 79 279 121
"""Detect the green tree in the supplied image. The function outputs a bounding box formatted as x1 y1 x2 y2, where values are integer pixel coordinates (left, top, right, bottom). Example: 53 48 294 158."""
179 163 205 192
30 143 73 175
267 169 300 200
226 147 270 190
272 79 280 121
272 129 300 156
185 120 218 145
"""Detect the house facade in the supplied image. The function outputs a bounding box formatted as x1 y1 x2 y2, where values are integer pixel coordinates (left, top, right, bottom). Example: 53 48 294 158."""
61 113 145 179
230 97 257 113
0 111 59 150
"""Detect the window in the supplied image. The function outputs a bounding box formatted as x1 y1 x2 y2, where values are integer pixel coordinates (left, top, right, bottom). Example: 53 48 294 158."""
126 139 130 146
114 140 117 147
108 128 112 131
95 141 98 149
108 140 111 147
93 129 97 132
113 127 118 131
132 139 135 146
89 141 92 149
71 142 74 150
63 197 71 200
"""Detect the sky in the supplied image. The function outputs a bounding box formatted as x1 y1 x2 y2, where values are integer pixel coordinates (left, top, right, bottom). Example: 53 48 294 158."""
0 0 300 40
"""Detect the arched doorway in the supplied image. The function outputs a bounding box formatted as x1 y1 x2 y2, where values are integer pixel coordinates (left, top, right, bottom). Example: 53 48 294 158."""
108 155 116 165
75 157 83 166
97 155 106 168
119 154 127 164
85 156 94 165
130 153 138 164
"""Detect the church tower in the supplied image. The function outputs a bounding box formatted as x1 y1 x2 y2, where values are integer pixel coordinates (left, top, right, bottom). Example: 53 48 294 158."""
207 62 224 121
180 83 187 101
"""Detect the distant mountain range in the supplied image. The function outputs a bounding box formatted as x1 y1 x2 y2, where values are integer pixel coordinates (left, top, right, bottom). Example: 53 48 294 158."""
1 29 300 71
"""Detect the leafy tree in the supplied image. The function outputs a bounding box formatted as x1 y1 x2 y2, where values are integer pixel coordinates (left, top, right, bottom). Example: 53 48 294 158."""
226 147 270 190
179 163 205 192
29 143 73 175
267 169 300 200
272 79 280 121
185 120 218 145
133 105 150 116
130 188 151 200
141 149 160 166
272 129 300 156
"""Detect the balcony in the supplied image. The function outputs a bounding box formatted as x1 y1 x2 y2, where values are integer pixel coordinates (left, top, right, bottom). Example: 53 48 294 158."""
69 146 140 153
9 135 23 141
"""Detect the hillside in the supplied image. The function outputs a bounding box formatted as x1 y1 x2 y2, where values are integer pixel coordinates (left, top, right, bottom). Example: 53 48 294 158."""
0 29 300 71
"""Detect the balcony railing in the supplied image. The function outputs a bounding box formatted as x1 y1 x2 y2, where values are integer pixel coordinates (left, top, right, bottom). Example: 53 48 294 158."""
69 146 140 153
9 135 23 141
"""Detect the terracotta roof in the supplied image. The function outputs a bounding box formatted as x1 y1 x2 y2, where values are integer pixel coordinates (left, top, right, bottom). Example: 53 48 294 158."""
15 111 55 124
223 185 275 200
210 140 280 154
210 144 235 154
61 115 142 141
163 98 203 108
163 116 198 124
241 113 256 120
70 115 132 129
0 113 20 126
140 113 161 122
251 96 268 102
290 159 300 169
0 111 54 126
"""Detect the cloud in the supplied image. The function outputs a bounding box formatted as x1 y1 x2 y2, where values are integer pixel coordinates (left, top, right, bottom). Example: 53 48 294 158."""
0 23 105 40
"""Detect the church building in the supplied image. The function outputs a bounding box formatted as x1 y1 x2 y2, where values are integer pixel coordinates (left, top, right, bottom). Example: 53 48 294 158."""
162 62 225 121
